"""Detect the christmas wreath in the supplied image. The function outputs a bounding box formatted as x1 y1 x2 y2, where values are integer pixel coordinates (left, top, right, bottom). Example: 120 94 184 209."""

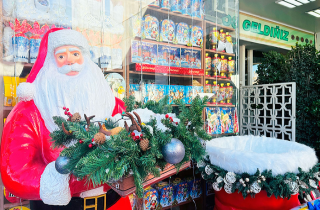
50 96 211 197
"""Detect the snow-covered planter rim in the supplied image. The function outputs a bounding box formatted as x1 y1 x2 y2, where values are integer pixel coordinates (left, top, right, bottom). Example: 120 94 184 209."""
206 135 318 176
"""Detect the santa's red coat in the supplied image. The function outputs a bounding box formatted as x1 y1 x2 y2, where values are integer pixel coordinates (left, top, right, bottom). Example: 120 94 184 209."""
0 99 130 209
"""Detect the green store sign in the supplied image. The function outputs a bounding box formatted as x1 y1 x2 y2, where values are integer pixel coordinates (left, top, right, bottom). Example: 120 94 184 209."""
240 13 314 49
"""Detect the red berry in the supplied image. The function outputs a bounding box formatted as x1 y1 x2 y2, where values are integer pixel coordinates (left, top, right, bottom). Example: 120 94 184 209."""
79 140 83 144
66 108 69 111
175 122 178 125
88 143 93 148
131 132 135 137
170 117 173 121
68 112 71 116
135 136 140 141
165 114 169 118
63 107 66 110
92 138 94 142
140 134 143 138
64 111 68 115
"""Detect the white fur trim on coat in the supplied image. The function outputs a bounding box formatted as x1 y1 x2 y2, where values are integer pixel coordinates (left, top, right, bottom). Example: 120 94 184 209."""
80 186 105 198
206 136 318 176
16 82 35 101
40 162 71 205
48 30 90 55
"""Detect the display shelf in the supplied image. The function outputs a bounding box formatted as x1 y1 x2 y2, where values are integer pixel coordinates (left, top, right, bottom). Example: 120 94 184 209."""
206 104 235 107
205 49 235 57
136 37 202 51
3 106 13 111
147 6 203 23
204 77 232 82
129 71 203 79
210 133 236 137
103 69 124 73
161 197 202 210
205 20 235 32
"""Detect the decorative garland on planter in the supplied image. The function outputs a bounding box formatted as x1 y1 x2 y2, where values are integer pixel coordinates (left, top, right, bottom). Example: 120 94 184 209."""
197 156 320 199
50 96 211 198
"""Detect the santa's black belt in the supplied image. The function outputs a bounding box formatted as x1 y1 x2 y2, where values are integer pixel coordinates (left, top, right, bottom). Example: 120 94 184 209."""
29 189 121 210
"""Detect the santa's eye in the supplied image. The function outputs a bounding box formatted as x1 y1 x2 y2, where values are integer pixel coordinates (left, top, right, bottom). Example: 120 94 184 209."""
73 53 79 57
58 55 64 59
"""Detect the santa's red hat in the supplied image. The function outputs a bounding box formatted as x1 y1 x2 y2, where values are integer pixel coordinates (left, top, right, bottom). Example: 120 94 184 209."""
17 28 90 101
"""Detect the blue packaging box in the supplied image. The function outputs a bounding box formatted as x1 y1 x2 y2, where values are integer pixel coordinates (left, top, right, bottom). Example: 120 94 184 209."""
190 25 203 47
143 15 159 41
181 0 191 16
191 0 201 18
168 85 185 104
169 47 181 67
145 84 167 103
160 19 175 43
131 40 142 63
190 49 201 69
206 107 221 135
180 48 192 68
141 42 158 65
155 183 174 208
175 22 190 45
187 178 202 199
185 86 203 104
173 180 189 204
158 45 171 66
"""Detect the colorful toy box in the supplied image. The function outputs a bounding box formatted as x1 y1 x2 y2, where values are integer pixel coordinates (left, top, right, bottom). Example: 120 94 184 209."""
143 186 158 210
168 85 185 104
141 42 158 65
161 0 171 10
191 0 201 19
185 86 203 104
181 0 191 16
206 107 221 135
158 45 170 66
175 22 190 45
173 178 189 204
145 84 167 103
143 15 159 41
155 182 174 208
220 107 234 134
160 19 175 43
190 25 203 47
181 48 192 68
200 0 205 19
190 50 201 69
171 0 182 13
149 0 160 7
131 40 142 63
131 14 142 37
187 178 202 199
169 47 180 67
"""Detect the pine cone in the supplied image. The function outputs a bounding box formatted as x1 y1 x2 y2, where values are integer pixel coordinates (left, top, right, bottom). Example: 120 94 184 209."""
94 132 106 145
71 112 81 122
139 138 149 151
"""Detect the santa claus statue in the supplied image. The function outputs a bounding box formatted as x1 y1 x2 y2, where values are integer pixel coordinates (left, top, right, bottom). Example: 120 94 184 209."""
0 28 131 209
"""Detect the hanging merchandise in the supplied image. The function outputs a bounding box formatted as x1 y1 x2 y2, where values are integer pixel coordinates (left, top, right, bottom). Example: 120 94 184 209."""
206 107 221 135
210 27 219 50
190 25 203 47
191 0 201 19
219 83 226 104
149 0 160 7
205 53 211 71
175 22 190 45
171 0 182 13
212 81 220 105
161 0 171 10
10 19 32 63
220 55 228 79
212 54 221 78
29 22 49 63
226 83 233 105
228 57 235 78
160 19 175 43
217 29 227 52
143 186 158 210
181 0 192 16
143 15 159 41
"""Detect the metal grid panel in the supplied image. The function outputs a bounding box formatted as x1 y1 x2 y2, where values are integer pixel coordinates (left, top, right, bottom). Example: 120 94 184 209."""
240 82 296 141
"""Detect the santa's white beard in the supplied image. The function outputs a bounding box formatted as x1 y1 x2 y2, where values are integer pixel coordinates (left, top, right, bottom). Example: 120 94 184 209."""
33 55 115 132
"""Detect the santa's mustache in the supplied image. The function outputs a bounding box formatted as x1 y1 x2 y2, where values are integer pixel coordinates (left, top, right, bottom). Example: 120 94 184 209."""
57 63 84 74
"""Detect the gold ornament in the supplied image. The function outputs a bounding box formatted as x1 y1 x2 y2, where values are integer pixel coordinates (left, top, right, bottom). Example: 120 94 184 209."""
94 132 106 145
139 138 150 151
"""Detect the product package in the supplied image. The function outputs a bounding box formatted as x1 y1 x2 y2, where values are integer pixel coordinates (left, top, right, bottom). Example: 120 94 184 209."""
158 45 170 66
131 14 142 37
145 84 167 103
149 0 160 7
169 46 181 67
185 86 203 104
190 25 203 47
155 182 174 208
173 178 189 204
168 85 185 104
160 19 175 43
180 48 192 68
171 0 182 13
161 0 171 10
129 193 137 210
143 186 159 210
190 50 201 69
142 42 158 65
131 40 142 63
206 107 221 135
175 22 190 45
130 83 146 102
181 0 191 16
143 15 159 41
100 46 112 69
191 0 201 18
3 76 20 106
220 107 234 134
187 178 202 199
